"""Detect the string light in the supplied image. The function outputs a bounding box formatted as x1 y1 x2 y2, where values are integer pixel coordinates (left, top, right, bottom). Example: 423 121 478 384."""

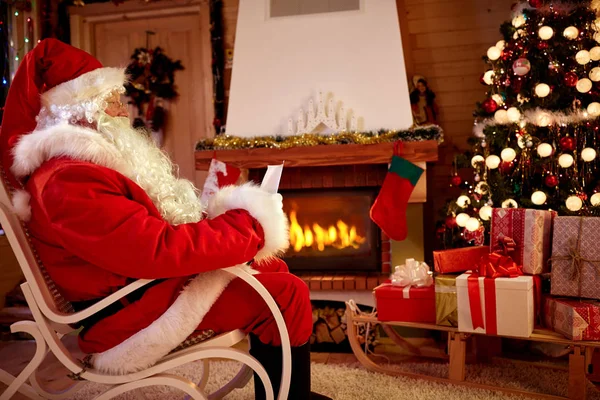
24 38 29 43
14 11 19 16
2 78 6 86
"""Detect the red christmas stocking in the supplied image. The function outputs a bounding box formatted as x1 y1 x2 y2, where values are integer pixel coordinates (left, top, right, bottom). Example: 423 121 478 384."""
370 142 424 241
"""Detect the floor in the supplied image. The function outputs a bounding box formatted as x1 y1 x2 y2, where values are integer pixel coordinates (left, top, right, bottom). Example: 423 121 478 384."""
0 336 366 399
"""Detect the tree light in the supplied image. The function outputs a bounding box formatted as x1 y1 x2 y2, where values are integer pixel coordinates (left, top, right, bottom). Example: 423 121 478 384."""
582 148 597 162
577 78 593 93
501 148 517 162
496 40 506 50
564 26 579 39
531 191 547 205
535 83 551 97
456 213 470 228
492 94 504 106
590 67 600 82
494 109 509 124
512 15 526 28
558 154 574 168
471 155 485 167
507 107 521 122
466 218 481 232
576 50 591 65
591 193 600 207
502 199 518 208
486 155 501 169
537 143 553 157
588 102 600 116
456 195 471 208
479 206 493 221
566 196 583 212
487 46 501 61
539 26 554 40
483 70 495 85
591 47 600 61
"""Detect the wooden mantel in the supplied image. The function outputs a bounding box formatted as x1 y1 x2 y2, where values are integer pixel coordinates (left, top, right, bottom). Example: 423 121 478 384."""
195 140 438 170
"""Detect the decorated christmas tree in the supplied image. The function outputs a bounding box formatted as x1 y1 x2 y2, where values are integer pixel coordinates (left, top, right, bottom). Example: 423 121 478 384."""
438 0 600 248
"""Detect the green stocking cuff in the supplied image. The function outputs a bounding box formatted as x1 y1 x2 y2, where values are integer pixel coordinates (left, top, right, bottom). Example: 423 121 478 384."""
389 156 424 186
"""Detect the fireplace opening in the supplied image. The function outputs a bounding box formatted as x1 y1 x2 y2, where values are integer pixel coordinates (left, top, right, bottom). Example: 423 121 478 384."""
281 188 381 273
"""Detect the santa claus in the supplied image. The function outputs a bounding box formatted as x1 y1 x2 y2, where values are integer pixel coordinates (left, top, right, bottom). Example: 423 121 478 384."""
0 39 330 399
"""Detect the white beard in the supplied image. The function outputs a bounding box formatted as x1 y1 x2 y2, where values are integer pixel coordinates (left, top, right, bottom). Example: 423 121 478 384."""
96 112 204 225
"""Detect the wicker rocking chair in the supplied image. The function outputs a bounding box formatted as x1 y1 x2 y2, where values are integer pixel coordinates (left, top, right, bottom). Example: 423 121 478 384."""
0 167 291 400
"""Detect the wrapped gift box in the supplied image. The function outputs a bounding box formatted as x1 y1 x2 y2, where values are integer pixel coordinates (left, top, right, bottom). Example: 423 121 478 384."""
457 273 534 338
433 246 489 274
490 208 553 275
543 296 600 341
374 283 435 323
551 216 600 300
435 274 459 327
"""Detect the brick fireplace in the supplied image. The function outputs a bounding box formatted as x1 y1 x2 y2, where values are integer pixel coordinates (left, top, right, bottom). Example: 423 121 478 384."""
195 140 438 295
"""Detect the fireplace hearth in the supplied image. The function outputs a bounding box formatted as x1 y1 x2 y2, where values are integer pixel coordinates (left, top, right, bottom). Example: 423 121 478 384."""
282 188 380 273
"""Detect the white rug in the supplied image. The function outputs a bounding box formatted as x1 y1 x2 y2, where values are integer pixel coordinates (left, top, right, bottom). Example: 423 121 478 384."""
67 359 600 400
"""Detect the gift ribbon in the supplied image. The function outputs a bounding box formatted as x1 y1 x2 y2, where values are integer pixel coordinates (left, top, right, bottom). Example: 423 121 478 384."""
549 217 600 297
391 259 433 288
467 252 523 334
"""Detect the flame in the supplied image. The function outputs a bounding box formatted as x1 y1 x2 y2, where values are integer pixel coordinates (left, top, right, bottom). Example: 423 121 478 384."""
288 210 366 253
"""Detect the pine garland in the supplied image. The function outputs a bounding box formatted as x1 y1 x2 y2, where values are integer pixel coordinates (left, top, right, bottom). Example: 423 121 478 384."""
195 125 444 151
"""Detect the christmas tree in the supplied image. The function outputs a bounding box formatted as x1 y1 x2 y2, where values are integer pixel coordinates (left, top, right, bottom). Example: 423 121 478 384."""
438 0 600 249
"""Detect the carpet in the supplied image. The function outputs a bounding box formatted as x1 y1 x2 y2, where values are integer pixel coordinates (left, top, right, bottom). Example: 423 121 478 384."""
66 359 600 400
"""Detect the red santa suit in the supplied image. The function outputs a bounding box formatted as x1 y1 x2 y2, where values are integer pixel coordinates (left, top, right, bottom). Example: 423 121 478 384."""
0 39 312 375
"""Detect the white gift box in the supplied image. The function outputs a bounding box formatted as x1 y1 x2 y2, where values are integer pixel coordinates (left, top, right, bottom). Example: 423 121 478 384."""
456 273 534 338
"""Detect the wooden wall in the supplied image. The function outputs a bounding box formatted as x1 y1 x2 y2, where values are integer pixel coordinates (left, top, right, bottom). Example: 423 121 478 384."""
222 0 514 255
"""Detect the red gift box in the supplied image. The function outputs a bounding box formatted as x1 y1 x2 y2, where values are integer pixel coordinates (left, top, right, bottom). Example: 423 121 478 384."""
433 246 489 274
543 296 600 341
374 282 435 323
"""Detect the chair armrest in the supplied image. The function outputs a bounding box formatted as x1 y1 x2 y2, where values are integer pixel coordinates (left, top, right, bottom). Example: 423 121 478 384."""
224 266 292 400
45 279 155 325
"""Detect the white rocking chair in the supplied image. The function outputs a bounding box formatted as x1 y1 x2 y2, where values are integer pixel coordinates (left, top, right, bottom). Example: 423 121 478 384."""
0 166 292 400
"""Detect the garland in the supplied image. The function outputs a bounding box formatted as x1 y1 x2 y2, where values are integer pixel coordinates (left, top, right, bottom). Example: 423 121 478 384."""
195 125 444 151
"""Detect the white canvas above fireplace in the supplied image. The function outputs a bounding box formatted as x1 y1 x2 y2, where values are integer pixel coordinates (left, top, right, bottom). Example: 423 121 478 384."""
226 0 413 137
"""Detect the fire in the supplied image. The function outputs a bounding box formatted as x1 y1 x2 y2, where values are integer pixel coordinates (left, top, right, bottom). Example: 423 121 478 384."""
288 210 366 253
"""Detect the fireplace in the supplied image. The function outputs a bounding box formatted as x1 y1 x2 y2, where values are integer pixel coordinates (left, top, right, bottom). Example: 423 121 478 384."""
281 188 380 273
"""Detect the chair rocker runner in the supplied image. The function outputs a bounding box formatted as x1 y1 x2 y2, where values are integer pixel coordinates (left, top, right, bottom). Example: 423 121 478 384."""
0 169 292 400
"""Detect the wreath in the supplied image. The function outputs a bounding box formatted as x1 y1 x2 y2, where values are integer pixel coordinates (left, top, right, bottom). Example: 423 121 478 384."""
124 46 184 134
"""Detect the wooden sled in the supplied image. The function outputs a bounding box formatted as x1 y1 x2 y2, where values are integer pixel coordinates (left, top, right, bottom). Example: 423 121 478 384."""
346 303 600 400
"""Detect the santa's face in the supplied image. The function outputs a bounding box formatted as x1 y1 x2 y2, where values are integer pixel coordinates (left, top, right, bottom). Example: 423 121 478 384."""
104 92 129 118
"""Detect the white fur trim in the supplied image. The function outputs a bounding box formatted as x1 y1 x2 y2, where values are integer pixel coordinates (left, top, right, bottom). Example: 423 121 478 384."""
11 123 126 180
207 182 289 261
92 267 256 374
40 67 126 109
11 190 32 222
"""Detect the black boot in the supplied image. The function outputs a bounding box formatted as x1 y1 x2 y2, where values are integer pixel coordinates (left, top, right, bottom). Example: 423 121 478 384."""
249 334 332 400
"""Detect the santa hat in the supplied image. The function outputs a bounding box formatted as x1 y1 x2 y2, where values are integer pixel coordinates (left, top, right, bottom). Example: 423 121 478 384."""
0 38 126 190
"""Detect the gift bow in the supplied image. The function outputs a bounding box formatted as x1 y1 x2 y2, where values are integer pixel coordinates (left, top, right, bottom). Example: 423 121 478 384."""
391 258 433 288
468 251 523 333
493 234 517 255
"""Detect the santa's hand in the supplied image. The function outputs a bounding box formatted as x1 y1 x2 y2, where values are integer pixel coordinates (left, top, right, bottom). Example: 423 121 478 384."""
207 183 289 261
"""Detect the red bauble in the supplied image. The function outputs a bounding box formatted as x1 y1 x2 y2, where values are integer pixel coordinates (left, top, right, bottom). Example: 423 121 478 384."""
500 161 515 174
445 216 457 229
537 41 549 50
560 137 576 151
482 98 499 114
579 192 588 201
564 72 578 88
529 0 542 7
451 175 462 186
545 174 559 188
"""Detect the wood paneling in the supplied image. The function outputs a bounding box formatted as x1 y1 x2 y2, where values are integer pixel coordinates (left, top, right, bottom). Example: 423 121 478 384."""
195 140 438 170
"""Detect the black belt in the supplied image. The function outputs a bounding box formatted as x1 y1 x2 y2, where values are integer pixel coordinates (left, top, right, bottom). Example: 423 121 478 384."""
71 279 164 332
